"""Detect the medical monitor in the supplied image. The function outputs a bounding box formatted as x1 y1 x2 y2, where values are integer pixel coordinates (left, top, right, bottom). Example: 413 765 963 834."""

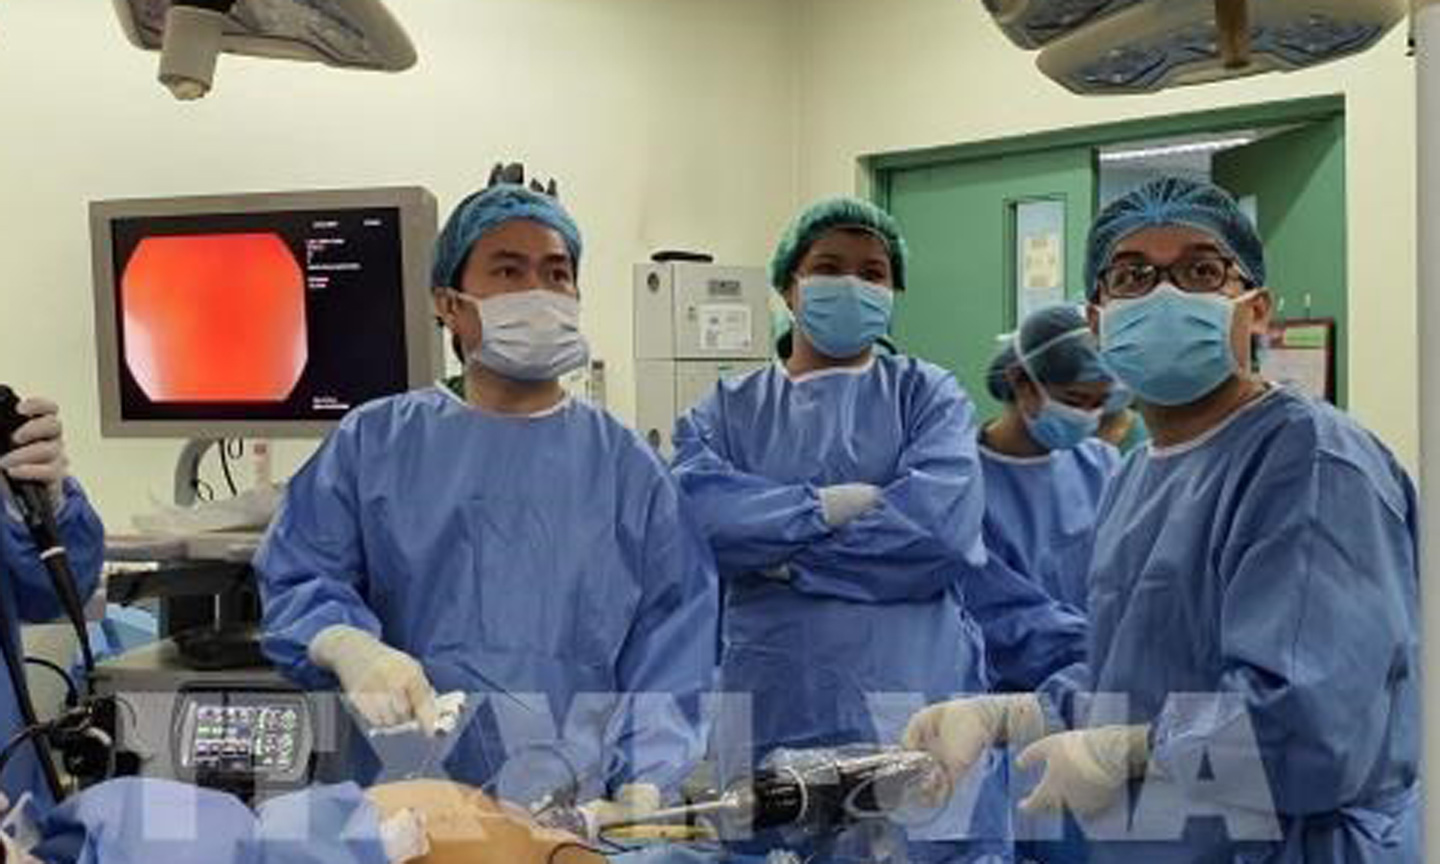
91 187 440 438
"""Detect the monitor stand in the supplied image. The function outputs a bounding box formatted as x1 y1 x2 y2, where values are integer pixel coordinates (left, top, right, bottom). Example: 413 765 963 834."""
125 437 268 671
174 438 220 507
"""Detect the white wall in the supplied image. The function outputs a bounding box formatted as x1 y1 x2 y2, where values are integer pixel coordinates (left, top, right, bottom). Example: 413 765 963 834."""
0 0 1421 533
793 0 1419 467
0 0 799 527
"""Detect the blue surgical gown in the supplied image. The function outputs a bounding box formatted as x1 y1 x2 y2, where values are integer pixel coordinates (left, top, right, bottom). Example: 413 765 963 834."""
978 439 1118 613
964 439 1114 696
33 778 261 864
0 480 103 812
256 388 718 805
969 441 1115 863
673 357 1007 858
33 779 393 864
1043 387 1420 863
957 553 1088 697
34 779 719 864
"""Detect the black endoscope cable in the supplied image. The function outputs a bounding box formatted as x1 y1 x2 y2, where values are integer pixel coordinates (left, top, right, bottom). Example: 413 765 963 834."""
0 724 52 783
22 657 77 707
0 583 62 799
0 385 105 799
219 439 243 497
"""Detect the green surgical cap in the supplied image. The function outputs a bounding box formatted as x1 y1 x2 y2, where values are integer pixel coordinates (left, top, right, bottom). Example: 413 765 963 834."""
769 197 909 292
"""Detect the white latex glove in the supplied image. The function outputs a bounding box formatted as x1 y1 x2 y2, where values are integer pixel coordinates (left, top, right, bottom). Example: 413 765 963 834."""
377 808 430 864
0 791 40 864
1016 724 1151 816
903 695 1047 792
0 829 38 864
818 483 882 527
577 783 662 840
0 397 68 509
309 625 440 735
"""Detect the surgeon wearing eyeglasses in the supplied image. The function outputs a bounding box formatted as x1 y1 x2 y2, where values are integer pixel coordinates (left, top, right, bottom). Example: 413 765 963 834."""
905 177 1420 863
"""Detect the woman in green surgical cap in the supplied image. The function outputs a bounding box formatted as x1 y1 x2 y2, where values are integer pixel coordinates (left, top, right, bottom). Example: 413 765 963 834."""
673 197 1007 862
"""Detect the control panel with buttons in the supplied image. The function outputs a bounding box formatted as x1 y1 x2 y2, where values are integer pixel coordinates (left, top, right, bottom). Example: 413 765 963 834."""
176 691 313 787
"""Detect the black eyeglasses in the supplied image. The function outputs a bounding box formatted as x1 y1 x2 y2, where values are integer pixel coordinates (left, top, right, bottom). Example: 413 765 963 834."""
1098 254 1242 299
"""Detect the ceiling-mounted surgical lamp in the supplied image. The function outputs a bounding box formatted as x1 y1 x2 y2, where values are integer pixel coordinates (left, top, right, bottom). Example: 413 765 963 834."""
984 0 1147 50
985 0 1408 94
112 0 417 101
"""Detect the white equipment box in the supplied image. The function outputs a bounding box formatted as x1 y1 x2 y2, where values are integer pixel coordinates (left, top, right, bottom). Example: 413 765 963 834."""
634 262 772 455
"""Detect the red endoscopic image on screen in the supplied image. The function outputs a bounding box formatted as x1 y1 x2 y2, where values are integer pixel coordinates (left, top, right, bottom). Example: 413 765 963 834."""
121 233 309 403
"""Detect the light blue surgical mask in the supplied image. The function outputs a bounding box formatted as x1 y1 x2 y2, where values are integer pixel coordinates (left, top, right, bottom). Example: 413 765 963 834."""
1024 392 1102 451
1012 326 1104 450
454 289 590 382
796 276 894 359
1099 283 1255 407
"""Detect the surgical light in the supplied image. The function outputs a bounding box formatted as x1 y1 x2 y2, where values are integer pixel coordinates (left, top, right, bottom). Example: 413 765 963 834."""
986 0 1148 49
983 0 1408 95
112 0 417 101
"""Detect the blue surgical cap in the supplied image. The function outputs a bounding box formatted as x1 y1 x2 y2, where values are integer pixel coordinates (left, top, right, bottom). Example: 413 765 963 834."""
770 197 909 292
1015 303 1111 388
432 184 583 289
1084 177 1265 301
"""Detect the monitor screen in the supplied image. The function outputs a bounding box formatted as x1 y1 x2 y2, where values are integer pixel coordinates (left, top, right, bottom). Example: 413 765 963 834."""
92 188 439 438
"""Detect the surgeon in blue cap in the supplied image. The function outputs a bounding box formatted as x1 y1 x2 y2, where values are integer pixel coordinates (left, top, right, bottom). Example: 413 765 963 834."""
906 177 1420 863
979 305 1120 614
672 198 1007 861
256 164 719 822
957 307 1117 864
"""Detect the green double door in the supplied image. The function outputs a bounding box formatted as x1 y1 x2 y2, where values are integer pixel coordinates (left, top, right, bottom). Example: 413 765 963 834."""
1214 117 1348 404
883 147 1095 419
878 110 1347 420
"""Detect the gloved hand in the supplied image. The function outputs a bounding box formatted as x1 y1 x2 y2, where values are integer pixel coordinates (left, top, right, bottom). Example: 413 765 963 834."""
818 483 882 527
0 397 68 509
376 807 430 864
0 829 36 864
1016 724 1151 816
0 791 40 864
903 694 1047 792
309 625 440 735
577 783 661 840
